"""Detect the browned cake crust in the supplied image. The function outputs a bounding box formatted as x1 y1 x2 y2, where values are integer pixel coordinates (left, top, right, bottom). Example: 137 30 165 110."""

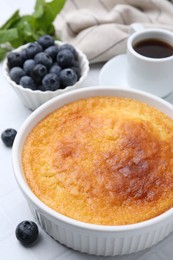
22 97 173 225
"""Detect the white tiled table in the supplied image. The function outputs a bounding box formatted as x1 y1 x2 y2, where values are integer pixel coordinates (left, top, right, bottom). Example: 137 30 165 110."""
1 1 173 259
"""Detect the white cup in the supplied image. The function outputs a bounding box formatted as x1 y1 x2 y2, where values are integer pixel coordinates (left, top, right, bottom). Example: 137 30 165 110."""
126 23 173 97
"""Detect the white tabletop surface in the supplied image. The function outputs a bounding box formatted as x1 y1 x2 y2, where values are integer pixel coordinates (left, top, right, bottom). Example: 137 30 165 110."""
1 1 173 259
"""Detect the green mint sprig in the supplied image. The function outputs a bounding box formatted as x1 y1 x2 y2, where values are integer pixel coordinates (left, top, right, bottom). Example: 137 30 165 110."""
0 0 66 60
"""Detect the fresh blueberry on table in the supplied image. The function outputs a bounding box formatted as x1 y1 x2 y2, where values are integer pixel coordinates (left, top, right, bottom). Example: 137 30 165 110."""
9 67 25 84
15 220 39 246
20 76 37 90
34 52 53 68
37 35 54 49
42 73 60 91
1 128 17 147
60 68 78 87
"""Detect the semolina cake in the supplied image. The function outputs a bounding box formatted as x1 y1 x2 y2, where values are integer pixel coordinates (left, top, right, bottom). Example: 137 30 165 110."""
22 96 173 225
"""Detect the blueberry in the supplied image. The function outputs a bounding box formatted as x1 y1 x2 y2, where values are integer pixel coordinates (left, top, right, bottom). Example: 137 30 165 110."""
20 76 37 90
25 42 43 59
9 67 25 84
45 45 59 61
37 35 54 49
31 64 47 83
23 59 36 75
49 64 61 76
34 52 53 68
58 44 78 60
70 61 80 79
57 49 75 68
1 128 17 147
60 68 78 87
42 73 60 91
7 52 24 69
70 65 80 80
15 220 39 246
20 49 28 62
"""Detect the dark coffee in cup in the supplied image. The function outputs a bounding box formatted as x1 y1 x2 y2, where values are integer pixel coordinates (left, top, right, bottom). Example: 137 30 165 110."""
133 39 173 58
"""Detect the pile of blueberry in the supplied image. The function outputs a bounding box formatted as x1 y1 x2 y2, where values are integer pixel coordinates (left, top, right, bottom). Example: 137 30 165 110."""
7 35 80 91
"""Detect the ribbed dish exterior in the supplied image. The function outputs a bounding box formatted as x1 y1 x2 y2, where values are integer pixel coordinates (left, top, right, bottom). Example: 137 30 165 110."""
28 201 173 256
3 41 89 111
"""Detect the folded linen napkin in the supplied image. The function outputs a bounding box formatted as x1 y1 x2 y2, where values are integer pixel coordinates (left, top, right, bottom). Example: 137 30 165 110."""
54 0 173 64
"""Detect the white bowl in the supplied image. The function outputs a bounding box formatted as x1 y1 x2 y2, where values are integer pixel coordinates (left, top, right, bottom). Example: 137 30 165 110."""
12 86 173 256
3 41 89 111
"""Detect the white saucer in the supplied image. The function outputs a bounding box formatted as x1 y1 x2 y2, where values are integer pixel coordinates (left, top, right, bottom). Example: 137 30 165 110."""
99 54 129 88
99 54 173 100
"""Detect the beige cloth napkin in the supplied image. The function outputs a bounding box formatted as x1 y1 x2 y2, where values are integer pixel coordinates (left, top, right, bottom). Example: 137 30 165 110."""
54 0 173 64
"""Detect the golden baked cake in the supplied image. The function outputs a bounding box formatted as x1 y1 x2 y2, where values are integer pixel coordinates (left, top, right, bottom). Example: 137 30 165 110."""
22 96 173 225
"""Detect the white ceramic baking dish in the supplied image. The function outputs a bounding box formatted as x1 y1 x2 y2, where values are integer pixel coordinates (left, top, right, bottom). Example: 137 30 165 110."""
12 86 173 256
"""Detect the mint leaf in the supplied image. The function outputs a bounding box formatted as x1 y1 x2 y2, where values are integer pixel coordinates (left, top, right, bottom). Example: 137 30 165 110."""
14 15 38 44
0 29 18 44
0 46 12 60
1 11 20 30
0 0 66 61
34 5 55 34
47 0 66 19
34 0 45 18
33 0 66 35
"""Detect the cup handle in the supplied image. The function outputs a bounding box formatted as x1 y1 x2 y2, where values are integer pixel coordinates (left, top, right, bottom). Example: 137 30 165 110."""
129 23 145 36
